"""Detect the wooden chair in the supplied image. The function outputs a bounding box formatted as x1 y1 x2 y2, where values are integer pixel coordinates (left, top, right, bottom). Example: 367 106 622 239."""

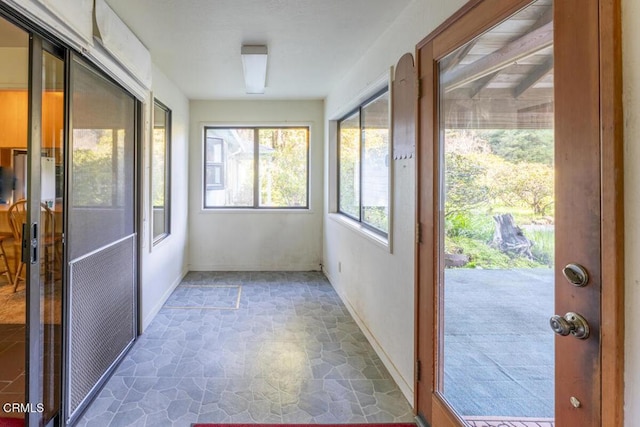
8 199 27 292
0 233 12 286
8 199 61 292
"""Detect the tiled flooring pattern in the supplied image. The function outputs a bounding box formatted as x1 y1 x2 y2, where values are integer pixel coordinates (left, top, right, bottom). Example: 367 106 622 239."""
0 324 25 419
77 271 414 426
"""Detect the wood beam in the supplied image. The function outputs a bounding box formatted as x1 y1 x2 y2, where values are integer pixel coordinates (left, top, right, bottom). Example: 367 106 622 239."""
532 3 553 29
469 70 501 98
513 56 554 98
439 40 477 73
441 21 553 91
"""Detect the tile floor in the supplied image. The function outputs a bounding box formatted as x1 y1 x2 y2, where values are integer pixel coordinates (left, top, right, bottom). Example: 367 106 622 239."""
76 271 414 426
0 323 26 419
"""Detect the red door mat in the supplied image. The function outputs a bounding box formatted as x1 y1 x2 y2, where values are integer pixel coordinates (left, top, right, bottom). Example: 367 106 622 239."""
193 424 416 427
0 418 24 427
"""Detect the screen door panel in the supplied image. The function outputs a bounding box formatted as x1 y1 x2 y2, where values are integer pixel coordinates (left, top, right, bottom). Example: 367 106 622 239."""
66 55 137 422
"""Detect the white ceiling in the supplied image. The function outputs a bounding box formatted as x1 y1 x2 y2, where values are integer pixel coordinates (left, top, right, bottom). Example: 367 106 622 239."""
104 0 413 100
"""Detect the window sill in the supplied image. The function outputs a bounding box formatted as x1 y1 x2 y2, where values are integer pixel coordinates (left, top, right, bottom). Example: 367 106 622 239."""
328 213 390 252
200 207 314 214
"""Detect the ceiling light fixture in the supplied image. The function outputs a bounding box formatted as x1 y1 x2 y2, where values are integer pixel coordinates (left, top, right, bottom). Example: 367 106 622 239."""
241 45 268 94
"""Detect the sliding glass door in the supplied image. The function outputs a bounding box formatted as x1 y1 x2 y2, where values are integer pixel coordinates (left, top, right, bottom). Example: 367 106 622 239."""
0 9 139 425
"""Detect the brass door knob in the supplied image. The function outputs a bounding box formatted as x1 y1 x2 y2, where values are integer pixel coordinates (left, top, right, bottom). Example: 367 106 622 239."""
550 312 590 339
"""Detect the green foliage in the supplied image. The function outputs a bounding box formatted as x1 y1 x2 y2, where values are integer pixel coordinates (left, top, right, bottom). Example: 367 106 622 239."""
491 161 554 216
478 129 554 165
72 129 118 206
363 206 388 233
443 128 555 269
151 129 166 207
445 212 494 241
446 235 542 269
259 128 308 207
444 153 490 217
526 228 555 267
338 128 359 217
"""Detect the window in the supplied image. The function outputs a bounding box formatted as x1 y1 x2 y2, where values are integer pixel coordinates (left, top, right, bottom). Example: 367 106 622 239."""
205 137 224 190
203 126 309 208
152 100 171 243
338 89 390 235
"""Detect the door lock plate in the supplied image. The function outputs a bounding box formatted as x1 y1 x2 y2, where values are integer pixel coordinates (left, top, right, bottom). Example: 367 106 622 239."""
562 263 589 287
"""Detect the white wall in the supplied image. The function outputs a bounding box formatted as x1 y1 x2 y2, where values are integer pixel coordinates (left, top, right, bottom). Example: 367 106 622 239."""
623 0 640 424
188 100 324 271
0 48 28 88
323 0 467 405
140 64 190 330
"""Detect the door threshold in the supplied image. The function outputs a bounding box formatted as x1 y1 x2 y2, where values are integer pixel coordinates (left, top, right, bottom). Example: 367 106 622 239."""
463 415 554 427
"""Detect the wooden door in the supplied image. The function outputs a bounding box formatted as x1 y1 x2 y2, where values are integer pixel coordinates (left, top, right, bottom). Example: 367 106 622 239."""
415 0 623 426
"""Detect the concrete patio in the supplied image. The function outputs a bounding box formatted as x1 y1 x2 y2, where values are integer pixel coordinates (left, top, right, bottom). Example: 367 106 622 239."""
443 268 555 419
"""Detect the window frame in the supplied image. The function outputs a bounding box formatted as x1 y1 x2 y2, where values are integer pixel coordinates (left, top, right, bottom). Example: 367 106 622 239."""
151 98 171 245
205 137 225 190
337 87 390 237
202 125 310 210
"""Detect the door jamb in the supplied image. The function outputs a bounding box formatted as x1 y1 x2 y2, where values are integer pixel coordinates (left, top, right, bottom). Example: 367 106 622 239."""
599 0 625 425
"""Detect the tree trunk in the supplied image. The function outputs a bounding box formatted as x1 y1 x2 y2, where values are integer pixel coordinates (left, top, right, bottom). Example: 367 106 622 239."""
492 213 533 258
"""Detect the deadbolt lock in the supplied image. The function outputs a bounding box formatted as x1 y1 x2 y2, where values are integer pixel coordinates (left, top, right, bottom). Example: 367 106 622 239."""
550 312 590 340
562 263 589 287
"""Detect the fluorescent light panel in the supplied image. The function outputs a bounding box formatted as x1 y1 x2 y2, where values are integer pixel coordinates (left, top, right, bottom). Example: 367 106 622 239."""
241 45 268 94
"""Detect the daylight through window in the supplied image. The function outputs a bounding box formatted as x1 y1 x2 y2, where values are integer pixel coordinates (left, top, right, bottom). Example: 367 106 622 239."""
338 89 390 235
204 127 309 208
152 100 171 243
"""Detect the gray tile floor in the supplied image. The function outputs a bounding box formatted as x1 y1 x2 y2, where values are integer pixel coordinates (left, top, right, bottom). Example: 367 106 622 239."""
76 271 414 426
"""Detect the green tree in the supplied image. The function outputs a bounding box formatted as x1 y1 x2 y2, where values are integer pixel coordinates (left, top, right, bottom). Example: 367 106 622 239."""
444 152 491 218
479 129 554 165
72 129 119 206
492 161 554 216
259 128 308 206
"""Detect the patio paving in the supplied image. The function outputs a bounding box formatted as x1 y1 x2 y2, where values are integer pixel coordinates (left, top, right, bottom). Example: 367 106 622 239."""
443 268 555 419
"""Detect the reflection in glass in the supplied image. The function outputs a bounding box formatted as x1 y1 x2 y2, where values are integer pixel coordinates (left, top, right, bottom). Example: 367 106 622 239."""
361 92 390 233
439 0 555 424
204 128 255 207
152 101 170 243
41 49 64 425
338 112 360 218
69 57 135 261
0 14 29 422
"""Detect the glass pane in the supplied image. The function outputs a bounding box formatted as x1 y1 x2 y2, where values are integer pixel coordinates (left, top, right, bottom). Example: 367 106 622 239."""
206 138 223 163
258 128 308 207
362 91 389 233
205 165 223 186
439 1 555 425
0 15 28 422
152 101 170 242
69 58 136 260
204 128 254 207
339 112 360 218
40 50 64 424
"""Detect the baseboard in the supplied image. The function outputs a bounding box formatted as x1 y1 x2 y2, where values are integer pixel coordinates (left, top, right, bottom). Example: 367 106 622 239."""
141 265 188 331
189 263 322 272
322 267 415 407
